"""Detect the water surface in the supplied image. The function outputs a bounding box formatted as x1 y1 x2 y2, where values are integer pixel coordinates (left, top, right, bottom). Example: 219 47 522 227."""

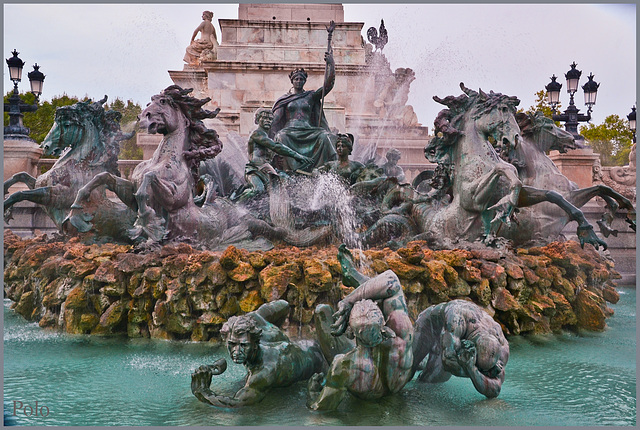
3 288 636 426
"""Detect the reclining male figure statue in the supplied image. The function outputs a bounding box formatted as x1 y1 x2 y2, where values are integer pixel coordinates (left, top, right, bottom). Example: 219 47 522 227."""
191 300 327 407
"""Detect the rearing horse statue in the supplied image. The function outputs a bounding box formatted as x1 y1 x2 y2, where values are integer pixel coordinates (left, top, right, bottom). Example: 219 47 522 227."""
413 83 608 249
66 85 329 248
4 97 136 241
512 111 636 238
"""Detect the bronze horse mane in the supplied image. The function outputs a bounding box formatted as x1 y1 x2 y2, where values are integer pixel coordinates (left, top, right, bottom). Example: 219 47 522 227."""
430 83 520 153
51 96 135 176
158 85 223 182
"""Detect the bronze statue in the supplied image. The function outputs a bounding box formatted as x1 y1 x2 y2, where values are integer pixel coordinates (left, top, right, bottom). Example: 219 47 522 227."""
315 133 364 185
184 11 218 65
307 246 414 410
270 52 338 172
311 245 509 403
366 19 388 52
381 148 406 182
233 108 313 202
412 300 509 398
4 96 136 241
191 300 327 407
510 111 635 238
66 85 330 248
413 83 614 249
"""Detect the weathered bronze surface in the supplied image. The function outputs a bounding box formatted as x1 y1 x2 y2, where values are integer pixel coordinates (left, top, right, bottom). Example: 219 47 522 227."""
191 300 327 407
270 52 338 173
4 97 136 241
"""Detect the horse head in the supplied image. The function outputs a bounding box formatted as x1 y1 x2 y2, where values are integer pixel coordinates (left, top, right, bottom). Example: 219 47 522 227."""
138 87 189 135
428 84 522 163
515 111 578 153
460 83 522 160
41 96 108 157
138 85 223 183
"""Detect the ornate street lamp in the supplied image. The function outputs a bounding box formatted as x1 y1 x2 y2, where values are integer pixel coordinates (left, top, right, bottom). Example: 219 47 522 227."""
627 106 636 144
545 75 562 107
4 49 45 140
545 62 599 142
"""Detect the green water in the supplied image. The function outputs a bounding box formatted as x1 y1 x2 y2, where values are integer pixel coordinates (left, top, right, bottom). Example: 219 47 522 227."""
3 288 636 426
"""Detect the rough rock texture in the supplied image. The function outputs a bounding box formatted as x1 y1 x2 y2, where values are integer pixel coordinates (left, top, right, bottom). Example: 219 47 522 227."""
4 231 623 341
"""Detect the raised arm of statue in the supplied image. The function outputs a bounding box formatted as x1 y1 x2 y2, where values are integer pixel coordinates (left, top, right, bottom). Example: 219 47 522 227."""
314 51 335 99
331 270 410 341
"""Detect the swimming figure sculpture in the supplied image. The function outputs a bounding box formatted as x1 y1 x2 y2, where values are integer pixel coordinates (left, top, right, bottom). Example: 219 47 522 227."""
412 299 509 398
307 246 414 410
191 300 327 407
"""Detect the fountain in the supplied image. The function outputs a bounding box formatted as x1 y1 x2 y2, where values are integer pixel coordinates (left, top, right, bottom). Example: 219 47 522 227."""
3 3 636 425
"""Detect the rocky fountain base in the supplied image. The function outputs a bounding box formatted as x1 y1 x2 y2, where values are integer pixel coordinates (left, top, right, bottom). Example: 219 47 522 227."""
4 230 621 340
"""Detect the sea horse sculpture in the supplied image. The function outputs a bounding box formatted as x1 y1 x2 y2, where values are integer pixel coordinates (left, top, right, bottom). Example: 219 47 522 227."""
412 83 610 249
4 96 136 241
512 111 635 239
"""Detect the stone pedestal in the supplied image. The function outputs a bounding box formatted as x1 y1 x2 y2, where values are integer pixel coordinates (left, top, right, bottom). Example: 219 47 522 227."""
548 148 600 188
136 133 163 160
3 138 43 191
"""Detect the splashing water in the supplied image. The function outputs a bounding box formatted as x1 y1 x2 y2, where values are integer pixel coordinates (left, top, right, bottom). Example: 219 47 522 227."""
305 173 362 248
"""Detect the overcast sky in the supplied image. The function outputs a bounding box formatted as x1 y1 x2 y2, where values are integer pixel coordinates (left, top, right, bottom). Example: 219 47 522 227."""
3 3 636 130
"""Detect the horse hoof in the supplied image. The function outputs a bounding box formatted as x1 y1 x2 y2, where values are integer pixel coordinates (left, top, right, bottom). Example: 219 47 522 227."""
65 215 93 233
625 217 636 232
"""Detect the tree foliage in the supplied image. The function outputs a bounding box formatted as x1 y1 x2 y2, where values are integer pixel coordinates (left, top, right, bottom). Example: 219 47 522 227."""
580 114 634 166
4 92 80 144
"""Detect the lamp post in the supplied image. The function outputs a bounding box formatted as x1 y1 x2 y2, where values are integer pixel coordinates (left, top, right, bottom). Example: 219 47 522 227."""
545 62 599 143
627 106 636 144
4 49 45 140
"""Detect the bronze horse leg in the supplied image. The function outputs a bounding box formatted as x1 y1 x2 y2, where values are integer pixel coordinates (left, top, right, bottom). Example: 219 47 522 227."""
4 172 37 196
517 186 607 250
568 185 636 234
64 172 137 233
4 187 52 222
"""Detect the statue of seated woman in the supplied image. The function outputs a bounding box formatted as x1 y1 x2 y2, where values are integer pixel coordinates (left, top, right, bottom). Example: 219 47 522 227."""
269 52 338 173
315 133 364 185
184 11 218 65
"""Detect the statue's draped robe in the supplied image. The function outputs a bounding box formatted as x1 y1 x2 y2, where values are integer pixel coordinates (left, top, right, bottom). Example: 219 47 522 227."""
270 91 337 172
184 36 218 64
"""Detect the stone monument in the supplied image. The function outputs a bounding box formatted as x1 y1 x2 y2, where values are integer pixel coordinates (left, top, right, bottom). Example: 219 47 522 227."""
160 3 432 182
